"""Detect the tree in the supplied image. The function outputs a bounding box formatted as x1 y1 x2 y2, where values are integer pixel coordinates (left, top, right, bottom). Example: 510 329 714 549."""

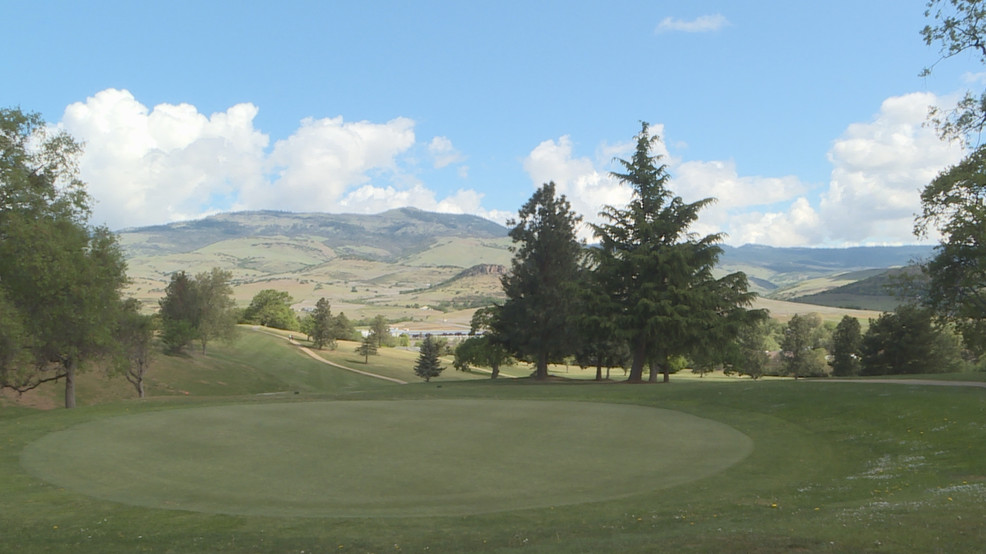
780 314 828 379
241 289 299 330
355 333 378 363
158 271 200 353
830 316 862 377
592 122 759 383
309 298 334 350
158 268 237 354
331 312 357 342
722 319 773 380
115 298 155 398
369 315 394 347
922 0 986 144
496 182 585 379
861 304 962 375
414 334 445 382
462 306 513 379
915 146 986 358
0 108 129 408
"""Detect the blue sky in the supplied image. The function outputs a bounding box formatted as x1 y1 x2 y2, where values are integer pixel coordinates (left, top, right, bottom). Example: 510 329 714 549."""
2 0 978 246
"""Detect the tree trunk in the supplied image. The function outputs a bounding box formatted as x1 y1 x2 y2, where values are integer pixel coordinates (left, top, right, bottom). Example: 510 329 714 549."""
627 338 647 382
490 361 500 379
535 352 549 379
137 378 145 398
648 359 659 383
64 358 77 409
595 362 602 381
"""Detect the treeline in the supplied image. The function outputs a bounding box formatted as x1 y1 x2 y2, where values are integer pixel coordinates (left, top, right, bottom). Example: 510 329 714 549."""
452 124 763 383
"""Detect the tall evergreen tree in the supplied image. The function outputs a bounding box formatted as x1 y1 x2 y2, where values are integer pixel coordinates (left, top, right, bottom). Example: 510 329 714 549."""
414 334 445 382
592 122 759 382
310 298 334 350
496 182 585 379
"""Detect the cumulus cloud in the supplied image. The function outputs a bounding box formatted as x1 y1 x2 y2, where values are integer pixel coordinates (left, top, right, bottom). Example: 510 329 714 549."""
59 89 491 229
521 92 962 247
522 135 634 239
818 92 964 244
656 14 730 34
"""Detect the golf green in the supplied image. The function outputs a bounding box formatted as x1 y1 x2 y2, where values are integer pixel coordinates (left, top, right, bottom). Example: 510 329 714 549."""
21 399 752 517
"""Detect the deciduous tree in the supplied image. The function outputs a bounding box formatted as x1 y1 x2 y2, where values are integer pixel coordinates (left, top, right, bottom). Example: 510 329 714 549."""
0 108 129 408
242 289 299 330
780 314 828 379
115 298 155 398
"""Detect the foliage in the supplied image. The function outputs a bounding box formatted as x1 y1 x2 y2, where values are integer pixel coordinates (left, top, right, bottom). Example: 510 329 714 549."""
496 182 585 379
113 298 155 398
721 318 773 380
780 314 828 378
0 108 129 408
158 268 237 354
830 315 862 376
591 122 760 382
922 0 986 144
308 298 335 349
914 145 986 360
413 334 445 382
369 315 394 347
861 304 963 375
241 289 299 330
355 333 379 363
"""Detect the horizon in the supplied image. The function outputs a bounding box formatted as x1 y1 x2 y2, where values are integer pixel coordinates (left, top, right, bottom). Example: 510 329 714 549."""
119 207 939 251
3 1 974 248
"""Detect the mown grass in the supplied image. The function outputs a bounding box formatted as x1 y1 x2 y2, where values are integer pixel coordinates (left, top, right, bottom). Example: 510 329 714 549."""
2 344 985 552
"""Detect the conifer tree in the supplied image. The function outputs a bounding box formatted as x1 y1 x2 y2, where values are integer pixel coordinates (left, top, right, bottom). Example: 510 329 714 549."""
414 334 444 382
496 182 585 379
592 122 759 382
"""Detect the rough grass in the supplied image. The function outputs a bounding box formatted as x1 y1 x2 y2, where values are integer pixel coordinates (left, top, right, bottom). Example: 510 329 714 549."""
2 347 986 552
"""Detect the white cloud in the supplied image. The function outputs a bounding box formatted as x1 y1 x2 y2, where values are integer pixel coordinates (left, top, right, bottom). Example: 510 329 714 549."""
61 88 269 228
59 89 495 230
521 92 963 247
818 92 964 244
522 135 633 239
656 14 730 34
428 136 465 169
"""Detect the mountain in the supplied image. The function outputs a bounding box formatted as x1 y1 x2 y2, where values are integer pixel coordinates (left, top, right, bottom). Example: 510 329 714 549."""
718 244 934 295
118 209 932 324
787 266 922 311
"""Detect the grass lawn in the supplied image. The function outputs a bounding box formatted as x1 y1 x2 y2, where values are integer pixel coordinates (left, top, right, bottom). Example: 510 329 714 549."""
2 342 986 552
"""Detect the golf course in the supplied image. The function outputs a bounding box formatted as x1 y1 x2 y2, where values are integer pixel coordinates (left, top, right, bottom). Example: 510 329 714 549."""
2 328 985 552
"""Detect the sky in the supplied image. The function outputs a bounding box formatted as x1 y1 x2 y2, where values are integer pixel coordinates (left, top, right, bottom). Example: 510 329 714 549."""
2 0 980 246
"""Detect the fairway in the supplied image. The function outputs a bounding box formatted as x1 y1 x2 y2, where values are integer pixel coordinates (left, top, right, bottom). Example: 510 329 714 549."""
20 399 751 517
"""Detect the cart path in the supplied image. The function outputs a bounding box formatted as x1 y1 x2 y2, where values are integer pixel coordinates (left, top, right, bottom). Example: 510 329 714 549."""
252 327 407 384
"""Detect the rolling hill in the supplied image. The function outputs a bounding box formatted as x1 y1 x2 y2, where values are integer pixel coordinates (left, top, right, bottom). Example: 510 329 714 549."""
118 209 934 323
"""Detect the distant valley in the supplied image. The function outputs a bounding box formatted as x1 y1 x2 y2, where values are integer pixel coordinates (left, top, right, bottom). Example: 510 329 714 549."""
118 209 934 324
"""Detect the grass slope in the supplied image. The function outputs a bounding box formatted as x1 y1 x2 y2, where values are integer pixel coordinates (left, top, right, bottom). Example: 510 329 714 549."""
3 332 986 552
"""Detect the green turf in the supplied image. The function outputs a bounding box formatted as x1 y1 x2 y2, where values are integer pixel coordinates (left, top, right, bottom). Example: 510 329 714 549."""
20 399 751 517
4 359 986 551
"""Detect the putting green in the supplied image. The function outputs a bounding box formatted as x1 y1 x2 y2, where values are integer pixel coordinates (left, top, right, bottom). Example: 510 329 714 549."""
21 399 752 517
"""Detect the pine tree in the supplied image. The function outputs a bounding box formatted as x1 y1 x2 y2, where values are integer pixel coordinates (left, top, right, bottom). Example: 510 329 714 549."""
355 333 378 363
414 334 444 382
592 122 759 382
310 298 334 350
496 182 585 379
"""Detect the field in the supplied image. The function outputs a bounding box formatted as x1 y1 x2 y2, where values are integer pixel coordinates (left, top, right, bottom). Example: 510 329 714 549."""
2 330 986 552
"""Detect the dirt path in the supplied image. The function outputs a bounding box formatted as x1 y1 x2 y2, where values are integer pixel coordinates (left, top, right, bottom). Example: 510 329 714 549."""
252 327 407 384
